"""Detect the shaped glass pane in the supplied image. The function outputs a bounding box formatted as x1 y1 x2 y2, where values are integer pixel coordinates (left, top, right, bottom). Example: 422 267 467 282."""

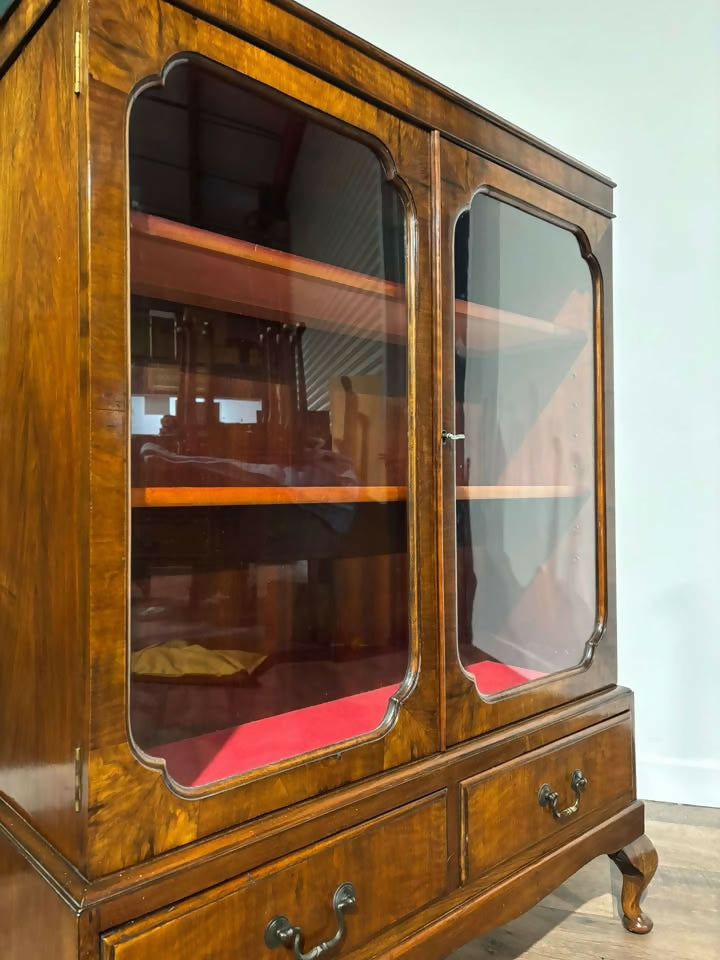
128 59 409 786
453 194 596 695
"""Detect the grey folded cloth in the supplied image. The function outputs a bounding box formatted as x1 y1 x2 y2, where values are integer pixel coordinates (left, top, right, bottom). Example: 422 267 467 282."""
140 439 357 488
140 441 360 533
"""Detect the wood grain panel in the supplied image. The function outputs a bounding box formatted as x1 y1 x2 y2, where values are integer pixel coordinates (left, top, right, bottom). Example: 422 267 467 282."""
101 794 448 959
338 803 645 960
0 0 85 866
0 830 80 959
461 715 634 884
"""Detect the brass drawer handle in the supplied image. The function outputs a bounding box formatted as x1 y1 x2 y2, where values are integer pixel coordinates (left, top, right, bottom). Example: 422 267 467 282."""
538 769 588 820
264 882 357 959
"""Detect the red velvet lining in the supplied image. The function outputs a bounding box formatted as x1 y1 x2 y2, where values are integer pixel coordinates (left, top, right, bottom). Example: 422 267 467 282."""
153 660 544 786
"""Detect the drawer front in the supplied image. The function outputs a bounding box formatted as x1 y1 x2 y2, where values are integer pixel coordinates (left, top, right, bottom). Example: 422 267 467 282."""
102 794 447 959
461 715 634 884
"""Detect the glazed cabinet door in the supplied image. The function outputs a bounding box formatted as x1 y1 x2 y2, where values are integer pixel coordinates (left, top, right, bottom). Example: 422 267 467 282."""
84 2 437 876
438 137 616 744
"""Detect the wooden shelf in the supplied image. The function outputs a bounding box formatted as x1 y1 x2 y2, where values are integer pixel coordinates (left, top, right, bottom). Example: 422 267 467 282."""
131 486 408 507
131 484 587 507
455 300 586 353
130 213 585 351
456 485 585 500
130 212 408 344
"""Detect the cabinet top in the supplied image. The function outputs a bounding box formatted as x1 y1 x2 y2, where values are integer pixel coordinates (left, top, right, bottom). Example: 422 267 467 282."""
0 0 615 214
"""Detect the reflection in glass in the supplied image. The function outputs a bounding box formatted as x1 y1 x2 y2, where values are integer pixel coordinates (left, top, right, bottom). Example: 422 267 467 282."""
128 59 408 786
454 194 596 694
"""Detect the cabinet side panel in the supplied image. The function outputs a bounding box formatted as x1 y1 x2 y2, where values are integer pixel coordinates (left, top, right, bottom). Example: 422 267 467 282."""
0 2 85 866
0 830 81 958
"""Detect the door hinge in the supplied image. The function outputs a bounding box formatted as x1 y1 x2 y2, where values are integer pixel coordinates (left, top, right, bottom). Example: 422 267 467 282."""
74 31 82 96
74 747 82 813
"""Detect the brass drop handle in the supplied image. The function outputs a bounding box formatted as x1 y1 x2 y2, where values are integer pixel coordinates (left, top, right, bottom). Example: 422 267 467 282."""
264 883 357 959
538 769 588 820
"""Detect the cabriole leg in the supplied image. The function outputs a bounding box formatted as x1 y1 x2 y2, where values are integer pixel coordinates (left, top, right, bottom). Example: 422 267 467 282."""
609 834 658 934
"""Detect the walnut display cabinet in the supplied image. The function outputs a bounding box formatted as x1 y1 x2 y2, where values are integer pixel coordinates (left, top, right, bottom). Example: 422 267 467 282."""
0 0 658 956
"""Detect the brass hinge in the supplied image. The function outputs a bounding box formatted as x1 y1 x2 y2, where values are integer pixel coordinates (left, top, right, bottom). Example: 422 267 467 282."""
74 31 82 96
74 747 82 813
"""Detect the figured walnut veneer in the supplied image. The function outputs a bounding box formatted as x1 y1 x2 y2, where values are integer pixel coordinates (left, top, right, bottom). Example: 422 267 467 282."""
0 1 655 957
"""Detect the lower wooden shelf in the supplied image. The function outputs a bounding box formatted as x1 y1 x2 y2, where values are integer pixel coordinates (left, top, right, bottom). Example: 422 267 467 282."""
131 485 587 507
130 485 406 507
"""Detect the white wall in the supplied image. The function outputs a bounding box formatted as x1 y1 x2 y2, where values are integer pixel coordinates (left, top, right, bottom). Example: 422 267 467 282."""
302 0 720 807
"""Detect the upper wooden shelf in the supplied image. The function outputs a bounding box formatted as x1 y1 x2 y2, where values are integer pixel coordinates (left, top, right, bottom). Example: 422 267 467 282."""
457 485 584 500
455 301 585 353
130 212 408 344
131 484 587 508
130 213 585 352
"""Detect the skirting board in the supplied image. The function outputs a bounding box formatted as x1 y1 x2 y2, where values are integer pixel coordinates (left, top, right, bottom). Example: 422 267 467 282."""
638 755 720 808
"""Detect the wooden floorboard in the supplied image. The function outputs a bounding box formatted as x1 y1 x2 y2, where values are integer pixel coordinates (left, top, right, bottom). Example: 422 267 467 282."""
447 801 720 959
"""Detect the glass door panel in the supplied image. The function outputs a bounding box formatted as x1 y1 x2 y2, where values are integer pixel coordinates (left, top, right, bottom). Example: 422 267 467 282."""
453 193 596 694
128 58 409 786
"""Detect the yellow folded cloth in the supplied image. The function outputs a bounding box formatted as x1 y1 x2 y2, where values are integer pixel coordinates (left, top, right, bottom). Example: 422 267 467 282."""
131 640 267 679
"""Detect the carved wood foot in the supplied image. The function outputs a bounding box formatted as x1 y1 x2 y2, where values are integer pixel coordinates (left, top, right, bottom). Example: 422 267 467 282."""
609 834 658 934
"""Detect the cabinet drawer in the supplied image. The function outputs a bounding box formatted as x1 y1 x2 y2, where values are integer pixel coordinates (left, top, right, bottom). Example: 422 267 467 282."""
102 793 448 959
461 715 634 884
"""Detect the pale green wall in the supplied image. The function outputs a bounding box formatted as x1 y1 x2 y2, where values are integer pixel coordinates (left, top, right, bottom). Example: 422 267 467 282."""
1 0 15 18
